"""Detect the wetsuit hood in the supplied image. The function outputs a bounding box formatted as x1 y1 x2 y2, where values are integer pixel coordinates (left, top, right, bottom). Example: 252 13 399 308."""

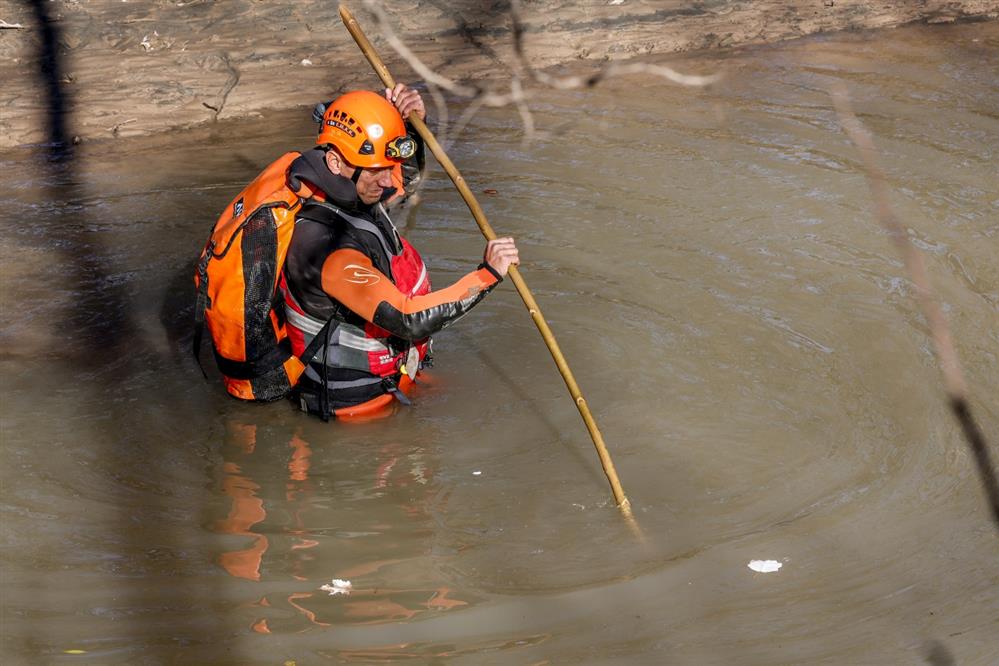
288 148 397 212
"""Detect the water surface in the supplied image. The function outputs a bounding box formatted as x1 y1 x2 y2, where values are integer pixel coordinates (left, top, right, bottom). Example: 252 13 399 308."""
2 21 997 665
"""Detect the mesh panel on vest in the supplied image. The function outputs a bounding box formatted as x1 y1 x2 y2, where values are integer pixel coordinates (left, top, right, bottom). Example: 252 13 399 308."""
250 363 292 402
240 208 288 400
242 208 279 361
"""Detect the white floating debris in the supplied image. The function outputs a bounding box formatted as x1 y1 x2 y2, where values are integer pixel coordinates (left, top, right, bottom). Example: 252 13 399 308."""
320 578 352 596
472 470 482 476
140 35 152 51
610 0 625 4
748 560 783 573
300 58 313 67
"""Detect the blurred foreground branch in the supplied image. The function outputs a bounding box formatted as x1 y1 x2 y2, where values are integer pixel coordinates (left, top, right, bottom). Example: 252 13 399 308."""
363 0 719 145
830 84 999 529
509 0 720 90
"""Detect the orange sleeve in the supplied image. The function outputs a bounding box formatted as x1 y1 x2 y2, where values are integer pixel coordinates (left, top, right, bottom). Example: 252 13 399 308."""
320 248 500 341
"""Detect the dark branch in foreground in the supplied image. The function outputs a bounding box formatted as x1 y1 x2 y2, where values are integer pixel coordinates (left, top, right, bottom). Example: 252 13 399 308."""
831 85 999 530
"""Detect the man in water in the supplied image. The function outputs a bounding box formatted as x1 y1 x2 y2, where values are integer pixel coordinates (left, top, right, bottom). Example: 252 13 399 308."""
281 84 519 419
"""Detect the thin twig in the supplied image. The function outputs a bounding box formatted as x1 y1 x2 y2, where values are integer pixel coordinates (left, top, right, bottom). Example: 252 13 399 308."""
446 91 489 150
106 118 137 135
509 0 721 89
364 0 721 143
511 77 535 145
205 53 239 120
363 0 481 99
830 83 999 529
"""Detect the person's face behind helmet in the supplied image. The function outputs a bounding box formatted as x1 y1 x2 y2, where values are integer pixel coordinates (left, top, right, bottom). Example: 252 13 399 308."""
329 154 395 205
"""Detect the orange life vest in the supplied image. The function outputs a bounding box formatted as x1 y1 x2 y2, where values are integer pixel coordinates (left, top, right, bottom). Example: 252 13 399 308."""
194 152 408 402
194 152 319 401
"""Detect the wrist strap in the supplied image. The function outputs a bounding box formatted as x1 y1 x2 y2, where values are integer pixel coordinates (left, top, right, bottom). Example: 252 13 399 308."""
478 262 503 282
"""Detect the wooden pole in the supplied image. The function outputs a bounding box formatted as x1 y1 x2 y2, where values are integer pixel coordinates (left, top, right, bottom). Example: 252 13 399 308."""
339 5 634 518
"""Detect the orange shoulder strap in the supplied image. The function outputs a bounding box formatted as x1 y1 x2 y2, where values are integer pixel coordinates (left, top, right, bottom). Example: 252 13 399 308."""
210 152 303 250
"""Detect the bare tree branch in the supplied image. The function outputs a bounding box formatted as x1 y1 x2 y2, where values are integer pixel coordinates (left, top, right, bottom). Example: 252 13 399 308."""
830 83 999 529
831 85 965 399
510 77 535 144
363 0 720 146
363 0 485 100
509 0 722 89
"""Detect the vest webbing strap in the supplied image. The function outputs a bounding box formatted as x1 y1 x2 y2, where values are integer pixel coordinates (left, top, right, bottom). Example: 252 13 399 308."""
192 240 215 379
298 201 399 260
211 316 335 381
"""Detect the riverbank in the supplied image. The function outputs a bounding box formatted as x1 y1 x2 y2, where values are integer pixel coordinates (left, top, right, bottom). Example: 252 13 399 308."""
2 0 997 149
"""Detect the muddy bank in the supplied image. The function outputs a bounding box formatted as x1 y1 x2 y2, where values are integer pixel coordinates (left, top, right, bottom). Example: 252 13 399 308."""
2 0 997 148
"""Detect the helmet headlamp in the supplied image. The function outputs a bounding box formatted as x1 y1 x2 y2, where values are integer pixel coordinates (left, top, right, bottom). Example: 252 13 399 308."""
385 135 417 160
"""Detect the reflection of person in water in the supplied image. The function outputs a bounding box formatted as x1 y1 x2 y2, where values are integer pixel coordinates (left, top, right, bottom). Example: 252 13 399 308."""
214 420 314 583
213 419 470 633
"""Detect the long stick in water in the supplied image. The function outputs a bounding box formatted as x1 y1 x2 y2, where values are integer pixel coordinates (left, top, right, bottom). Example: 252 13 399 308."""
339 4 633 517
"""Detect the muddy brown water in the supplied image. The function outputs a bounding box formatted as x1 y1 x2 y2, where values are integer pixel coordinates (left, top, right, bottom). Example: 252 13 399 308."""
2 22 997 665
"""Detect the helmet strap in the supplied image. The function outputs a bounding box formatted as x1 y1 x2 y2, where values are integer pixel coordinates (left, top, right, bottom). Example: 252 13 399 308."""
351 166 363 184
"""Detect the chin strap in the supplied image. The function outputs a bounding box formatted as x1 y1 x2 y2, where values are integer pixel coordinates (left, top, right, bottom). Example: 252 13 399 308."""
351 167 363 184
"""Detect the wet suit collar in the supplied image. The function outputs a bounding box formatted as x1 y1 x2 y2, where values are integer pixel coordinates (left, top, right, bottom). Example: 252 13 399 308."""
287 148 397 213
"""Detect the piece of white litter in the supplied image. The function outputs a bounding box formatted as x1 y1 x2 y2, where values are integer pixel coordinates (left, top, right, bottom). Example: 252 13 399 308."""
610 0 625 5
300 58 313 66
472 470 482 476
748 560 783 573
320 578 352 596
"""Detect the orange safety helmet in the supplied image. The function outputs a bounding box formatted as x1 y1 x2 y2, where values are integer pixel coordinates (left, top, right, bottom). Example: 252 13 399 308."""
316 90 415 169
